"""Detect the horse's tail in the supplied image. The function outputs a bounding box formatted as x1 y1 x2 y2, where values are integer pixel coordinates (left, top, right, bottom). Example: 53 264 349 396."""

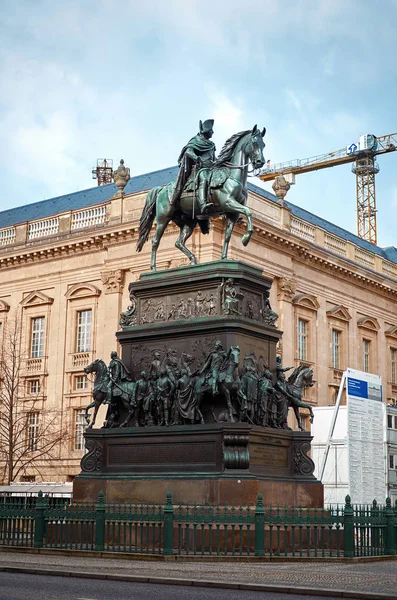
136 186 160 252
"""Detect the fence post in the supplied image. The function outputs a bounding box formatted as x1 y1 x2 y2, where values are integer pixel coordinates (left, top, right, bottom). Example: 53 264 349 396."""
343 494 354 558
34 490 46 549
163 491 174 556
384 497 396 556
95 490 105 552
255 493 265 557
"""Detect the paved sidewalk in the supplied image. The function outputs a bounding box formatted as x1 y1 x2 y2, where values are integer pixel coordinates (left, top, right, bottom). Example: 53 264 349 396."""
0 550 397 598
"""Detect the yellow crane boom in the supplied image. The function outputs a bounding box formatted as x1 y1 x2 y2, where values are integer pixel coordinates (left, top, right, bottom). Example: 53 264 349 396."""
259 132 397 244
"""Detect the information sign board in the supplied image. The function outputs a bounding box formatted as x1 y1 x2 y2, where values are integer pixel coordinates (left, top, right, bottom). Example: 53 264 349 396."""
346 368 385 504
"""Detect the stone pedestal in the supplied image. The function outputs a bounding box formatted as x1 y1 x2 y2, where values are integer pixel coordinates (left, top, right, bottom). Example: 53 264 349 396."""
74 260 323 507
73 424 323 506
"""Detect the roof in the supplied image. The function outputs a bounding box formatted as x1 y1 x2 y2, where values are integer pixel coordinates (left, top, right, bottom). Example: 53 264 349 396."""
1 165 396 264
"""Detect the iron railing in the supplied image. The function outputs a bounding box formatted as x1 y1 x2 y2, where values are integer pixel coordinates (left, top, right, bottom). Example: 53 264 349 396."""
1 491 396 557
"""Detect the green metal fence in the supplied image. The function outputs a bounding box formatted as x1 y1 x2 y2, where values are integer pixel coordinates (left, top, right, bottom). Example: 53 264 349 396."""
1 491 396 558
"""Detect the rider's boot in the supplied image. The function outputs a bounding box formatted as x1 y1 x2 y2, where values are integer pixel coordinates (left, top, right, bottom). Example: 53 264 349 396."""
197 184 213 214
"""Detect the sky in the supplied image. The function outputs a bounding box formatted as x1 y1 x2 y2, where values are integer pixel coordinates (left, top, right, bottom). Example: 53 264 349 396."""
1 0 397 247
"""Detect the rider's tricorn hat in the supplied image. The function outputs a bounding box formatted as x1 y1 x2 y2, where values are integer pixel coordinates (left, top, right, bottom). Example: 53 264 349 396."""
199 119 214 133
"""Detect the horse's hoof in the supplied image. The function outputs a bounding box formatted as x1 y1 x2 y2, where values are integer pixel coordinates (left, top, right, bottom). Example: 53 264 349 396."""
242 234 251 246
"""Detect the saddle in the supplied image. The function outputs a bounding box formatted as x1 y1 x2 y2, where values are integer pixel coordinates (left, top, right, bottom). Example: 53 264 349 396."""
183 167 229 195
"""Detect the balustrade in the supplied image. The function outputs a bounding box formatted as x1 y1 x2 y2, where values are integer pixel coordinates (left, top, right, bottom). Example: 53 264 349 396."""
0 227 16 246
324 233 347 256
72 206 106 230
28 218 59 240
290 217 315 242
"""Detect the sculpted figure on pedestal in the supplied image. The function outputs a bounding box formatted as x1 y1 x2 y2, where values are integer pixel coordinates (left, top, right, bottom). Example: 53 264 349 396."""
240 354 260 424
221 278 244 316
257 367 275 427
199 340 226 396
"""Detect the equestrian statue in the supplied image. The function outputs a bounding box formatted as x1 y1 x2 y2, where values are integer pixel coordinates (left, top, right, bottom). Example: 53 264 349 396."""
136 120 266 270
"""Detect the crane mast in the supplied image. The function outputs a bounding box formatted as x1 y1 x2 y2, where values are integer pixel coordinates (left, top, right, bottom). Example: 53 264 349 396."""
259 132 397 245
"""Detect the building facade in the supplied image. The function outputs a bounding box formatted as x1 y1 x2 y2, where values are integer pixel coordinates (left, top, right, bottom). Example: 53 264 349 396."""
1 165 397 482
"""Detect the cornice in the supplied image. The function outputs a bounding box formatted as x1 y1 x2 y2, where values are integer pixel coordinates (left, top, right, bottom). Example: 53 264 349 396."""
0 214 396 302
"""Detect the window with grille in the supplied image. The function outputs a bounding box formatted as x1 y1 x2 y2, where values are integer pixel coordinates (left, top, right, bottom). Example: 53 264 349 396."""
28 379 41 394
76 310 92 352
27 412 39 452
391 349 397 384
75 375 89 390
297 319 308 361
362 339 370 373
74 409 87 450
331 329 341 369
390 455 395 469
30 317 45 358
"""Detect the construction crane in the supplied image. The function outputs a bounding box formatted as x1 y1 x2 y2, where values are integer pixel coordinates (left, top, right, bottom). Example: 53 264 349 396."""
259 133 397 245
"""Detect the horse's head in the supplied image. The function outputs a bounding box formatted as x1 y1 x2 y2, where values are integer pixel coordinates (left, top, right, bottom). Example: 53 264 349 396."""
84 359 104 375
245 124 266 170
300 366 315 387
228 345 241 366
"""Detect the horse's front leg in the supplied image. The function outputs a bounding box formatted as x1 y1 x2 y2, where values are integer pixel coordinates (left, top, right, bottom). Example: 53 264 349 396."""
224 198 253 247
85 400 95 426
221 217 237 260
222 386 235 423
293 404 304 431
175 223 197 265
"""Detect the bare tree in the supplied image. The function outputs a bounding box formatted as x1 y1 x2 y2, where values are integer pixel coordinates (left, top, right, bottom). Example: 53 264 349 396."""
0 310 69 485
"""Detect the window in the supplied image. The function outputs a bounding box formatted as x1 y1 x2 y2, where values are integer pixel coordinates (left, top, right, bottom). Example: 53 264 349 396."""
390 455 394 469
30 317 45 358
21 475 36 482
76 310 92 352
362 339 371 373
297 319 308 361
75 375 89 390
395 415 397 430
28 379 41 394
388 414 393 428
391 349 397 384
331 330 341 369
27 412 39 452
74 409 87 450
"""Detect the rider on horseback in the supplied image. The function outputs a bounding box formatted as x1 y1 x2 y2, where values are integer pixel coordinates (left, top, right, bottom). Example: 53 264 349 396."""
199 340 226 396
106 351 132 405
170 119 216 213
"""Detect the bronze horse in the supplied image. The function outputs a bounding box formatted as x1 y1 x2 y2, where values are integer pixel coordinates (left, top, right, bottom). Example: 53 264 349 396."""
84 359 136 428
137 126 266 271
194 346 245 423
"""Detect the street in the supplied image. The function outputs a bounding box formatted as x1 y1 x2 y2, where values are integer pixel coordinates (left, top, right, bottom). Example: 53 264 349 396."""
0 572 346 600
